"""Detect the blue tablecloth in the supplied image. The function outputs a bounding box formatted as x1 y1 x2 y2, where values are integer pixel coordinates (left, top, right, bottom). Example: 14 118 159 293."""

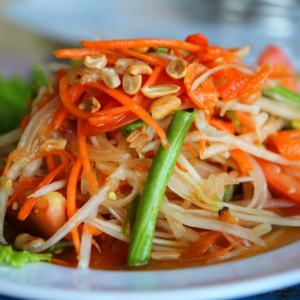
1 284 300 300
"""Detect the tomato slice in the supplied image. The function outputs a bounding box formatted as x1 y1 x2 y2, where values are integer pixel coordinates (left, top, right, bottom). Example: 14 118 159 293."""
257 158 300 202
272 130 300 160
257 45 298 92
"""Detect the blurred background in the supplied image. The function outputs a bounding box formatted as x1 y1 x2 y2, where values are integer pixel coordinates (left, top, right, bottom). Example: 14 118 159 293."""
1 0 300 78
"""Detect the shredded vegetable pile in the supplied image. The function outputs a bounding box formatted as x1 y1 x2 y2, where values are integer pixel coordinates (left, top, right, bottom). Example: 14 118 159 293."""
1 34 300 269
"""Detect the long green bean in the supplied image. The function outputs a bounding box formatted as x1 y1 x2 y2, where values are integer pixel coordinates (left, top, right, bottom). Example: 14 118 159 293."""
126 110 195 267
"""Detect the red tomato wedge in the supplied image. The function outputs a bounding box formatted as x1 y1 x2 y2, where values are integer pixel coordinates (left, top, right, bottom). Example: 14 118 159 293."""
272 130 300 160
257 158 300 202
257 45 298 92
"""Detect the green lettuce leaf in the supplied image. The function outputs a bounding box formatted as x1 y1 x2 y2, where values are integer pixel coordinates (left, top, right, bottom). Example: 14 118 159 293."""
0 245 52 268
0 74 31 134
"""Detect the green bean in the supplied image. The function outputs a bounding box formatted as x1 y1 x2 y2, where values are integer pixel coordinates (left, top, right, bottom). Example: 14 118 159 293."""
126 110 195 267
121 194 141 234
121 119 148 138
262 85 300 107
49 241 74 253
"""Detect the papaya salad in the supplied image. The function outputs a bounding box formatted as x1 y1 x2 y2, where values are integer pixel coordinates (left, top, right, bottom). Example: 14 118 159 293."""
1 34 300 269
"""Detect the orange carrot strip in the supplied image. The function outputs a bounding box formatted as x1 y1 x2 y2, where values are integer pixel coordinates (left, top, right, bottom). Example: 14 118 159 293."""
53 82 88 130
185 143 195 161
54 48 123 59
173 48 188 59
83 224 103 236
80 38 200 53
59 76 92 119
19 177 43 186
209 118 235 135
185 241 238 262
88 106 137 126
3 151 25 176
19 114 30 131
30 150 74 164
77 119 99 194
235 111 255 129
232 149 254 173
175 162 188 172
46 155 56 173
86 81 169 149
6 184 37 208
17 159 69 220
67 157 82 255
119 48 168 67
51 257 74 267
55 69 66 81
199 140 207 152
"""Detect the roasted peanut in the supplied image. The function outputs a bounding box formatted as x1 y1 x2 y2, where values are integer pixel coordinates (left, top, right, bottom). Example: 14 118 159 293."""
14 233 45 251
115 58 137 72
40 138 67 153
166 58 187 79
122 72 142 95
127 64 153 75
79 97 101 113
150 95 181 120
126 125 150 148
83 55 107 70
101 68 121 89
141 85 180 99
131 47 149 54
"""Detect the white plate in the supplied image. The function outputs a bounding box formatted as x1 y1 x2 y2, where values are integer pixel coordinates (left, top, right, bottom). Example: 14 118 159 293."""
1 240 300 300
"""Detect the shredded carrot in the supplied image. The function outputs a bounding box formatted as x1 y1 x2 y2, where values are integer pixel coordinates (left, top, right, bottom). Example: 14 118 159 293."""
83 224 103 236
67 157 82 255
119 48 168 67
86 81 169 149
184 242 239 262
80 38 201 53
46 155 56 173
175 162 188 172
235 111 255 129
50 257 74 267
209 118 235 135
77 119 99 194
6 184 37 208
30 150 75 164
133 164 144 173
173 48 188 59
55 69 66 81
18 177 43 186
185 143 196 162
53 48 123 60
17 159 69 220
231 149 254 173
3 150 25 176
19 114 30 131
199 140 207 152
88 106 138 126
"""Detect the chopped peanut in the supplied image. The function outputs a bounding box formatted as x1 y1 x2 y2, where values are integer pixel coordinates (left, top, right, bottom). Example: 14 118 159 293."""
126 125 150 148
127 64 153 75
79 97 101 113
122 72 142 95
141 85 180 99
101 68 121 89
150 95 181 120
166 58 187 79
83 55 107 70
14 233 45 251
131 47 149 54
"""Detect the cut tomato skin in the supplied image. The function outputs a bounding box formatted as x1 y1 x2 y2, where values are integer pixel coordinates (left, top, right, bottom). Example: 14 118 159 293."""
257 158 300 203
272 130 300 160
257 45 298 92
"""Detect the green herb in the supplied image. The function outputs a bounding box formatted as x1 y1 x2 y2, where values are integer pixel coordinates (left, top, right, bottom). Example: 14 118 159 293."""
223 184 239 202
0 245 51 268
127 110 195 267
31 63 48 98
156 47 168 54
49 242 74 253
70 60 84 66
121 119 148 138
262 85 300 107
121 195 141 235
0 73 31 134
